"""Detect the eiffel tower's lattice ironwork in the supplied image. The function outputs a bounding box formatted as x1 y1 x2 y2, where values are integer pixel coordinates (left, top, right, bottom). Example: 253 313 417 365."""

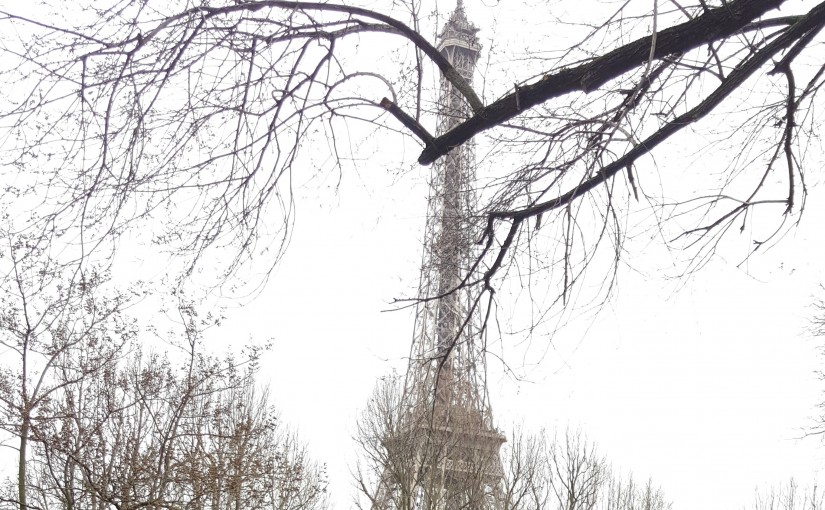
372 3 505 509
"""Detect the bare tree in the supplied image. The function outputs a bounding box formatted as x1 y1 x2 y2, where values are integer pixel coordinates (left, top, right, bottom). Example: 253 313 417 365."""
547 428 605 510
355 377 418 510
539 428 671 510
599 475 671 510
750 480 823 510
355 378 670 510
356 374 509 510
0 233 138 510
0 0 823 322
810 291 825 437
0 240 326 510
499 429 549 510
18 331 327 510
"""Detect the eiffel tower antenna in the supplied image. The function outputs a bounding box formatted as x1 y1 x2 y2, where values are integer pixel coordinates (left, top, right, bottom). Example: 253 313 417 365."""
371 2 505 508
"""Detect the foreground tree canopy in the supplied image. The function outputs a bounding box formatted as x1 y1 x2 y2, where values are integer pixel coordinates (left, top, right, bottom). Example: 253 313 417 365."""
1 0 823 317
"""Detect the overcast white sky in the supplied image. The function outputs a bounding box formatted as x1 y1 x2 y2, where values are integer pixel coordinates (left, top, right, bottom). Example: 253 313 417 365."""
3 0 824 508
197 2 825 508
205 145 825 510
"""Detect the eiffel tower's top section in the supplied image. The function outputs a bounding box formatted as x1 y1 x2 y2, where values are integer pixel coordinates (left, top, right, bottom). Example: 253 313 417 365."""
438 0 481 54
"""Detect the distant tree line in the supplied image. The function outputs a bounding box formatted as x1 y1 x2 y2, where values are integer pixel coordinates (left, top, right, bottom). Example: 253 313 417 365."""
354 378 672 510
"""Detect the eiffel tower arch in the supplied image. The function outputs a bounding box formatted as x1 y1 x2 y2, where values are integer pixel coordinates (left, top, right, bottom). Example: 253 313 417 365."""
368 3 506 509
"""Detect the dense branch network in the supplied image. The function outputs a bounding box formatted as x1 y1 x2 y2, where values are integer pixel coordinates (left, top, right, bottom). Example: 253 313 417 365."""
1 0 824 324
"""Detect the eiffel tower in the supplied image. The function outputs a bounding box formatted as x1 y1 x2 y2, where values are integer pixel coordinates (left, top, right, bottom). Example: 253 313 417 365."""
372 2 506 509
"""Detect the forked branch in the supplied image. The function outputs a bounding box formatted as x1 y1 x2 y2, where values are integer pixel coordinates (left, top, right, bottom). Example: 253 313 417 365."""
418 0 789 165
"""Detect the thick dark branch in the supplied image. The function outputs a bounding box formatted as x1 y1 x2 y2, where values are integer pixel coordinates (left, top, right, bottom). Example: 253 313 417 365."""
418 0 788 165
485 0 825 249
779 69 796 213
743 15 804 31
769 19 825 73
380 98 434 146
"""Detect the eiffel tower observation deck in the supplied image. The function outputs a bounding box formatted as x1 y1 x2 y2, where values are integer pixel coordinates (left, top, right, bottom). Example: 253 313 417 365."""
371 2 506 509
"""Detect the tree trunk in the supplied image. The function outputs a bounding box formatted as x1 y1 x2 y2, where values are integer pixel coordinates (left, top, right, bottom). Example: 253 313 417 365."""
18 415 29 510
